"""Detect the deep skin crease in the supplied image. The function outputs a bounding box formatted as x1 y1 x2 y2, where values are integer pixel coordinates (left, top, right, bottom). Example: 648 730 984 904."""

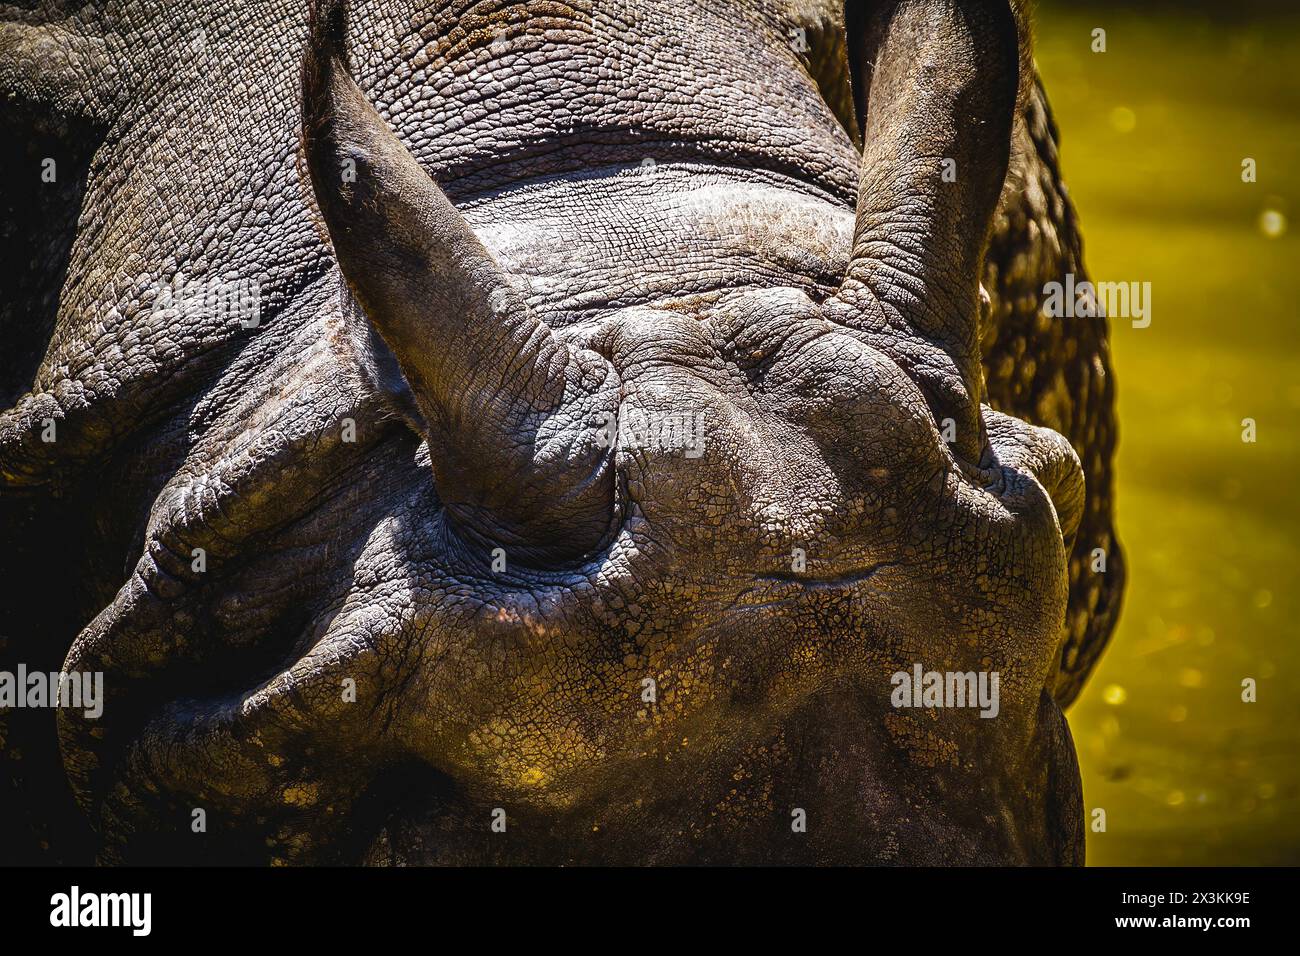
0 0 1123 864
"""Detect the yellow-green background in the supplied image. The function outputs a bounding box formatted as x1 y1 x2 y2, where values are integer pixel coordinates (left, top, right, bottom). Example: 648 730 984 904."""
1035 2 1300 864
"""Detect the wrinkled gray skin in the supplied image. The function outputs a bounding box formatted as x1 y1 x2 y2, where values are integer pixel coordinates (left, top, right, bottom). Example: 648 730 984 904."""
0 0 1123 864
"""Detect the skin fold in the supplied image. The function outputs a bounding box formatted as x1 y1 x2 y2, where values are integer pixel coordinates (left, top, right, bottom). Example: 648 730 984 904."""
0 0 1123 864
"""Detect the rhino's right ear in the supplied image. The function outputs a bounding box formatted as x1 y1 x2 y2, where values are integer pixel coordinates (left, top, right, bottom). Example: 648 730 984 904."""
833 0 1024 465
300 0 620 561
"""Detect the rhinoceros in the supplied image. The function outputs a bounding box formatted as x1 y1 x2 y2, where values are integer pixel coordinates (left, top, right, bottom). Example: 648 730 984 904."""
0 0 1123 864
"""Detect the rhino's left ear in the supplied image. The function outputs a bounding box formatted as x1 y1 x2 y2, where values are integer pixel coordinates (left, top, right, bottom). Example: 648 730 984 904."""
300 0 620 562
832 0 1024 464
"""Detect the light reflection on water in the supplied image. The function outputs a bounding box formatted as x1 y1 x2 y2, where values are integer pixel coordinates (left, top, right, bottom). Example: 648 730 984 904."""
1035 3 1300 864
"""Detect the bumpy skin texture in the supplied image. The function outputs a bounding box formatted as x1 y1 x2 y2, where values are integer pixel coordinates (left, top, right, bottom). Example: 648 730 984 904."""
0 0 1121 864
983 80 1124 707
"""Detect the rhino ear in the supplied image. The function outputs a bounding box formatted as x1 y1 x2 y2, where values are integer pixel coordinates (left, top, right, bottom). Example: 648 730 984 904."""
833 0 1022 464
300 0 619 560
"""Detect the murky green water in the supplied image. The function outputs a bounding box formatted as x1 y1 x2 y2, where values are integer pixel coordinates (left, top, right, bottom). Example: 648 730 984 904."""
1034 5 1300 864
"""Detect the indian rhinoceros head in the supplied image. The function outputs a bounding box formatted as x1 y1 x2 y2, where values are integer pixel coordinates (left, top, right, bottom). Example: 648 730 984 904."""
0 0 1123 864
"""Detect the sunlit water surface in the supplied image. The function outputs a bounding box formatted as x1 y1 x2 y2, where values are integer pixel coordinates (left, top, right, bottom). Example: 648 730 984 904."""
1035 3 1300 865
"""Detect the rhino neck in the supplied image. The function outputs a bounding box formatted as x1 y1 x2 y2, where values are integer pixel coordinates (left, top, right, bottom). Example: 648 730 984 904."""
374 0 860 201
